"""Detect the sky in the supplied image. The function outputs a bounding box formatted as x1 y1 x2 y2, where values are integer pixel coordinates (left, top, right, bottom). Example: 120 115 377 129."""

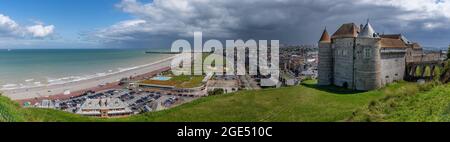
0 0 449 49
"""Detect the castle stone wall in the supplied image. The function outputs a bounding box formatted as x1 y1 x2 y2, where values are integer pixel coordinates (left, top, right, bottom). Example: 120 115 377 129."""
333 38 355 89
380 49 406 86
406 48 424 63
318 42 333 85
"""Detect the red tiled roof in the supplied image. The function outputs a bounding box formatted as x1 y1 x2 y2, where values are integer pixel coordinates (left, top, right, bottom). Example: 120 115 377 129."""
319 29 331 42
380 38 407 48
380 34 402 39
332 23 360 38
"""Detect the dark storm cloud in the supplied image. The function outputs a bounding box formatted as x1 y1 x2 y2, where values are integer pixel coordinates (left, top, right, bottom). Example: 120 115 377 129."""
90 0 450 48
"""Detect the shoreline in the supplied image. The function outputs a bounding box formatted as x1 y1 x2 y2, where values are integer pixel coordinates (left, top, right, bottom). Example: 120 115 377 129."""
1 55 177 101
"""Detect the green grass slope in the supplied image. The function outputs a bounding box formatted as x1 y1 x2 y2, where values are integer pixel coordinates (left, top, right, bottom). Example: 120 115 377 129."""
119 81 399 122
0 95 95 122
350 82 450 122
0 95 25 122
0 80 426 122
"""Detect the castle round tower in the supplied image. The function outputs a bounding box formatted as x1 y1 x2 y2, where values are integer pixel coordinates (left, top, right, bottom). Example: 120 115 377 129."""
318 28 333 85
354 21 382 90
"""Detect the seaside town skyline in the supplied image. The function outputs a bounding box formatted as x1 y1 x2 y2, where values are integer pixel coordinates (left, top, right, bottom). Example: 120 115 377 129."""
1 0 450 49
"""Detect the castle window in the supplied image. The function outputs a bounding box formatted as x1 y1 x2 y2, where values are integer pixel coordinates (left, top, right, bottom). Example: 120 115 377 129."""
364 48 371 58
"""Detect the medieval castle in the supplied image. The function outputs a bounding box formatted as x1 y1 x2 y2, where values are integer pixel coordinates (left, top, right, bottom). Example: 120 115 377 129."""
318 20 431 90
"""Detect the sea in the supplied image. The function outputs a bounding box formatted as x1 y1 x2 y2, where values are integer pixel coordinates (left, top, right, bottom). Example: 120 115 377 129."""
0 49 172 90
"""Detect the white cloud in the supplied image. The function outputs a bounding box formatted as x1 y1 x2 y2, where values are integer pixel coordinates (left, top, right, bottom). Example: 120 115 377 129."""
357 0 450 25
113 19 146 28
93 19 148 41
0 13 55 38
26 24 55 38
93 0 240 42
0 14 18 29
423 22 445 30
0 14 20 35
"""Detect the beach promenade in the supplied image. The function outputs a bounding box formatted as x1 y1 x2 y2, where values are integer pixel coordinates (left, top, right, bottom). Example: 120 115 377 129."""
1 55 176 101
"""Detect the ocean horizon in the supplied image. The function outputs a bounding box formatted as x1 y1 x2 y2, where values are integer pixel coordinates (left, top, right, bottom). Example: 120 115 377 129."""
0 49 172 90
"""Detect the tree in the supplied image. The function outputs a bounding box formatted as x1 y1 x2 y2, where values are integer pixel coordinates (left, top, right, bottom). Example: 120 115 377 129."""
447 44 450 60
433 66 441 81
415 67 423 77
208 88 224 96
424 66 431 77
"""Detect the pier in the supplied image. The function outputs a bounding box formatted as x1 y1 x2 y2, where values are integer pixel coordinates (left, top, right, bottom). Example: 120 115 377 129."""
145 51 212 54
145 51 181 54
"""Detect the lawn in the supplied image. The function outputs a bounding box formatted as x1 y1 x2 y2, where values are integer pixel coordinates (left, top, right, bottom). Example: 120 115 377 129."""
350 81 450 122
118 82 376 122
172 75 205 88
0 80 430 122
119 80 419 122
139 75 205 88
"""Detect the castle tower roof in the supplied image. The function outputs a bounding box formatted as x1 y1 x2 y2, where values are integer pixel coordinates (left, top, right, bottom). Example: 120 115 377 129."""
358 20 376 38
319 28 331 43
332 23 360 38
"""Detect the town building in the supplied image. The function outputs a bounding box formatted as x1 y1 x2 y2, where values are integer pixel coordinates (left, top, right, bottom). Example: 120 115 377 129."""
76 98 133 118
206 75 240 94
35 99 57 109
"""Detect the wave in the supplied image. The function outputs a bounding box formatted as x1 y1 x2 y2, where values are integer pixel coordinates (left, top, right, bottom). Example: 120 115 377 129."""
45 62 159 86
0 55 174 91
2 84 18 88
1 83 45 90
1 71 118 90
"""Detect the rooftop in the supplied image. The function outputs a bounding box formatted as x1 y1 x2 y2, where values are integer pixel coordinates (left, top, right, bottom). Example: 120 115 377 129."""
358 21 376 38
380 38 407 48
324 21 417 49
332 23 360 38
79 98 129 110
380 34 411 44
207 80 239 88
319 28 331 42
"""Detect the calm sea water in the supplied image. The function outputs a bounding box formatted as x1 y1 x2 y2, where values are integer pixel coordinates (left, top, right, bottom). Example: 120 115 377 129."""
0 49 172 90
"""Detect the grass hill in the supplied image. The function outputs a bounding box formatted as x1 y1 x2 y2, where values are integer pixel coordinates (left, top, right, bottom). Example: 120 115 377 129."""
350 81 450 122
0 80 445 122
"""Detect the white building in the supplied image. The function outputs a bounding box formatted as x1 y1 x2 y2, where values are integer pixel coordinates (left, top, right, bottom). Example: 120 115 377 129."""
76 98 133 118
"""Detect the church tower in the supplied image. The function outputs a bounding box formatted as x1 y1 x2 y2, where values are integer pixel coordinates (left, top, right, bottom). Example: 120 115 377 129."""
318 28 333 85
